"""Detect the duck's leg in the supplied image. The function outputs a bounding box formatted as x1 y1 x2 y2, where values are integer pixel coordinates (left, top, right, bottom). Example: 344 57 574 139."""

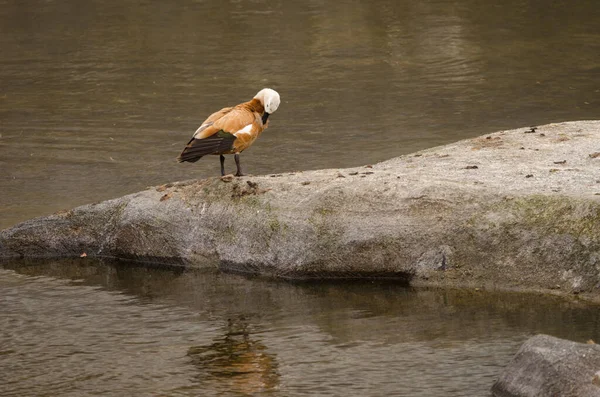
234 154 244 177
220 155 226 176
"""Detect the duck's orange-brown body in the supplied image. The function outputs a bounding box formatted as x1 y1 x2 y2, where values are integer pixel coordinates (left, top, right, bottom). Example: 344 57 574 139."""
214 99 266 153
177 88 280 176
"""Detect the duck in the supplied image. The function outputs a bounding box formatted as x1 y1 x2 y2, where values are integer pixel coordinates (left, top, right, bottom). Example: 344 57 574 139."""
177 88 281 177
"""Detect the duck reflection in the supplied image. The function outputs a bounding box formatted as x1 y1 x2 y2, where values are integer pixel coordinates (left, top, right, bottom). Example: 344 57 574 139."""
188 316 279 393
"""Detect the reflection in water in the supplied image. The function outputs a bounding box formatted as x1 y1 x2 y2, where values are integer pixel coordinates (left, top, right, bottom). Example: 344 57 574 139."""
1 259 600 396
188 316 279 394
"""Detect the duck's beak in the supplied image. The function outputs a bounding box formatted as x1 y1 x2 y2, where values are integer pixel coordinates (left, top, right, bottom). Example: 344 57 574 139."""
262 112 270 124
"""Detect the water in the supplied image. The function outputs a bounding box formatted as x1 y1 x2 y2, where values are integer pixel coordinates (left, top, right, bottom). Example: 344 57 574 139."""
1 0 599 229
1 259 599 396
1 1 600 395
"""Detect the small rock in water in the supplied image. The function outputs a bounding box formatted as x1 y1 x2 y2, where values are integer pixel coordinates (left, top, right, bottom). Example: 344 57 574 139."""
465 165 479 169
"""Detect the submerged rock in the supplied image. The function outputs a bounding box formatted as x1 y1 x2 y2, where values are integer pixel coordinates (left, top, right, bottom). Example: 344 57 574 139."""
492 334 600 397
1 121 600 298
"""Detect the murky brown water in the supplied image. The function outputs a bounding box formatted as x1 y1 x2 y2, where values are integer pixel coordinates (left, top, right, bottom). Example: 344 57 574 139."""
1 0 600 228
1 1 600 395
1 259 599 396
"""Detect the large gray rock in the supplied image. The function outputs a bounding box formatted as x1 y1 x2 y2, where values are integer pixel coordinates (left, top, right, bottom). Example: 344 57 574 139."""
492 334 600 397
1 121 600 297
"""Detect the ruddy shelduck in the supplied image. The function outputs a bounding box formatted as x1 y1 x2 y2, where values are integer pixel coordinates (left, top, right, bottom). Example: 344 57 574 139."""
177 88 281 176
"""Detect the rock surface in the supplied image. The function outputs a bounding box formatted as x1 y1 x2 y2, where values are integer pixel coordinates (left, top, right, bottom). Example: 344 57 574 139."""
492 334 600 397
1 121 600 298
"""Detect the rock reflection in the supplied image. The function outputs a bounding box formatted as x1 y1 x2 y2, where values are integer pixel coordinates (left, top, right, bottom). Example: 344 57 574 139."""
187 316 279 394
2 258 600 396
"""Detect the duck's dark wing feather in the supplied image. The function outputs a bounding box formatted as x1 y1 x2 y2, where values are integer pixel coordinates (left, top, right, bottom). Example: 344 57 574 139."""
177 130 236 163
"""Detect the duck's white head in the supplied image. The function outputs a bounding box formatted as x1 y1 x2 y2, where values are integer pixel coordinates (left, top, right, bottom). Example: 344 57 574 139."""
254 88 280 114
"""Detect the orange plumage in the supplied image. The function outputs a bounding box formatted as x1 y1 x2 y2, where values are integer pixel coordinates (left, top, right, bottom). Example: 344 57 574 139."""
177 88 280 176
